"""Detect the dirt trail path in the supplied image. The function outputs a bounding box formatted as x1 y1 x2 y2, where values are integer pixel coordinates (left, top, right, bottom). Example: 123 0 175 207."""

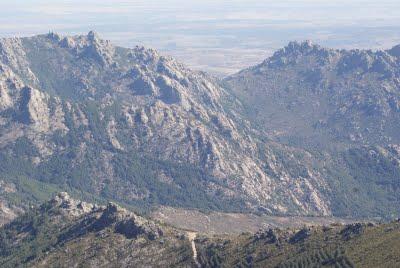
187 232 200 267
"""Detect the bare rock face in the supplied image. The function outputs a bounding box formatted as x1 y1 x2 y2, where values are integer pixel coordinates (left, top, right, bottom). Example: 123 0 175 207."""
129 73 157 95
47 196 165 241
115 215 163 240
0 37 38 86
48 193 156 226
0 201 18 225
48 192 95 217
0 63 23 110
19 87 50 126
156 75 183 104
0 83 12 110
80 31 115 66
92 202 130 229
0 61 67 160
59 36 75 49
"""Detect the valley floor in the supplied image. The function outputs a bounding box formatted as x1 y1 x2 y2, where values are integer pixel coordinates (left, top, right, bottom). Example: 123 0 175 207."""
151 206 358 234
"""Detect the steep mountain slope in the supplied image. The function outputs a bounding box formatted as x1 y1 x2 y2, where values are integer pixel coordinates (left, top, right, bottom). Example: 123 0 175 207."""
197 221 400 268
0 194 399 268
224 41 400 219
0 32 251 215
225 41 400 147
0 32 340 221
0 193 196 267
1 33 399 222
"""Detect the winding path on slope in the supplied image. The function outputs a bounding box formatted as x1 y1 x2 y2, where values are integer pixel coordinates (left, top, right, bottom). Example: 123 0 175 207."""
187 232 200 267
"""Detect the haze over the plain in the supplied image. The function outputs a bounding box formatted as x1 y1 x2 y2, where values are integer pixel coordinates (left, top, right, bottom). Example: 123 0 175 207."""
1 0 400 75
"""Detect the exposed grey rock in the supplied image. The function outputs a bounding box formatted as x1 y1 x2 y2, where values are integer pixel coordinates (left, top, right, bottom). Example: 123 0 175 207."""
254 228 278 244
115 217 163 240
46 32 61 42
1 33 399 219
59 36 75 49
48 192 95 217
156 75 182 104
130 75 157 95
340 223 364 240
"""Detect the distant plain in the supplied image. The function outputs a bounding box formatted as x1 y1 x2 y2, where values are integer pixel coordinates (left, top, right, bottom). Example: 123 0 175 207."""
2 0 400 76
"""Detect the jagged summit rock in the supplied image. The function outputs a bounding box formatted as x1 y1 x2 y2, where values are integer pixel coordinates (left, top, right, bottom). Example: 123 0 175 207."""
52 191 71 202
45 192 163 240
46 32 62 42
284 40 316 53
259 40 400 75
47 193 129 218
87 30 99 42
258 40 334 69
47 192 95 217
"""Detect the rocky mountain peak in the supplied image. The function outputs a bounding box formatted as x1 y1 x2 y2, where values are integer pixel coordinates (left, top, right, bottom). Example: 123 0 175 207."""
100 202 130 220
277 40 327 57
131 45 161 63
46 32 62 42
47 192 95 217
337 48 399 78
44 193 163 240
49 31 116 66
87 30 100 42
286 40 315 53
90 201 163 240
254 40 400 79
261 40 334 69
81 31 115 66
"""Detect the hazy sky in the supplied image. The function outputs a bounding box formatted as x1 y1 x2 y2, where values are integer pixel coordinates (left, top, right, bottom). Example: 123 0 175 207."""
1 0 400 75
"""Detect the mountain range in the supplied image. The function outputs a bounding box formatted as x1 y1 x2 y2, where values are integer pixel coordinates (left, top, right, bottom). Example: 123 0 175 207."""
0 32 399 225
